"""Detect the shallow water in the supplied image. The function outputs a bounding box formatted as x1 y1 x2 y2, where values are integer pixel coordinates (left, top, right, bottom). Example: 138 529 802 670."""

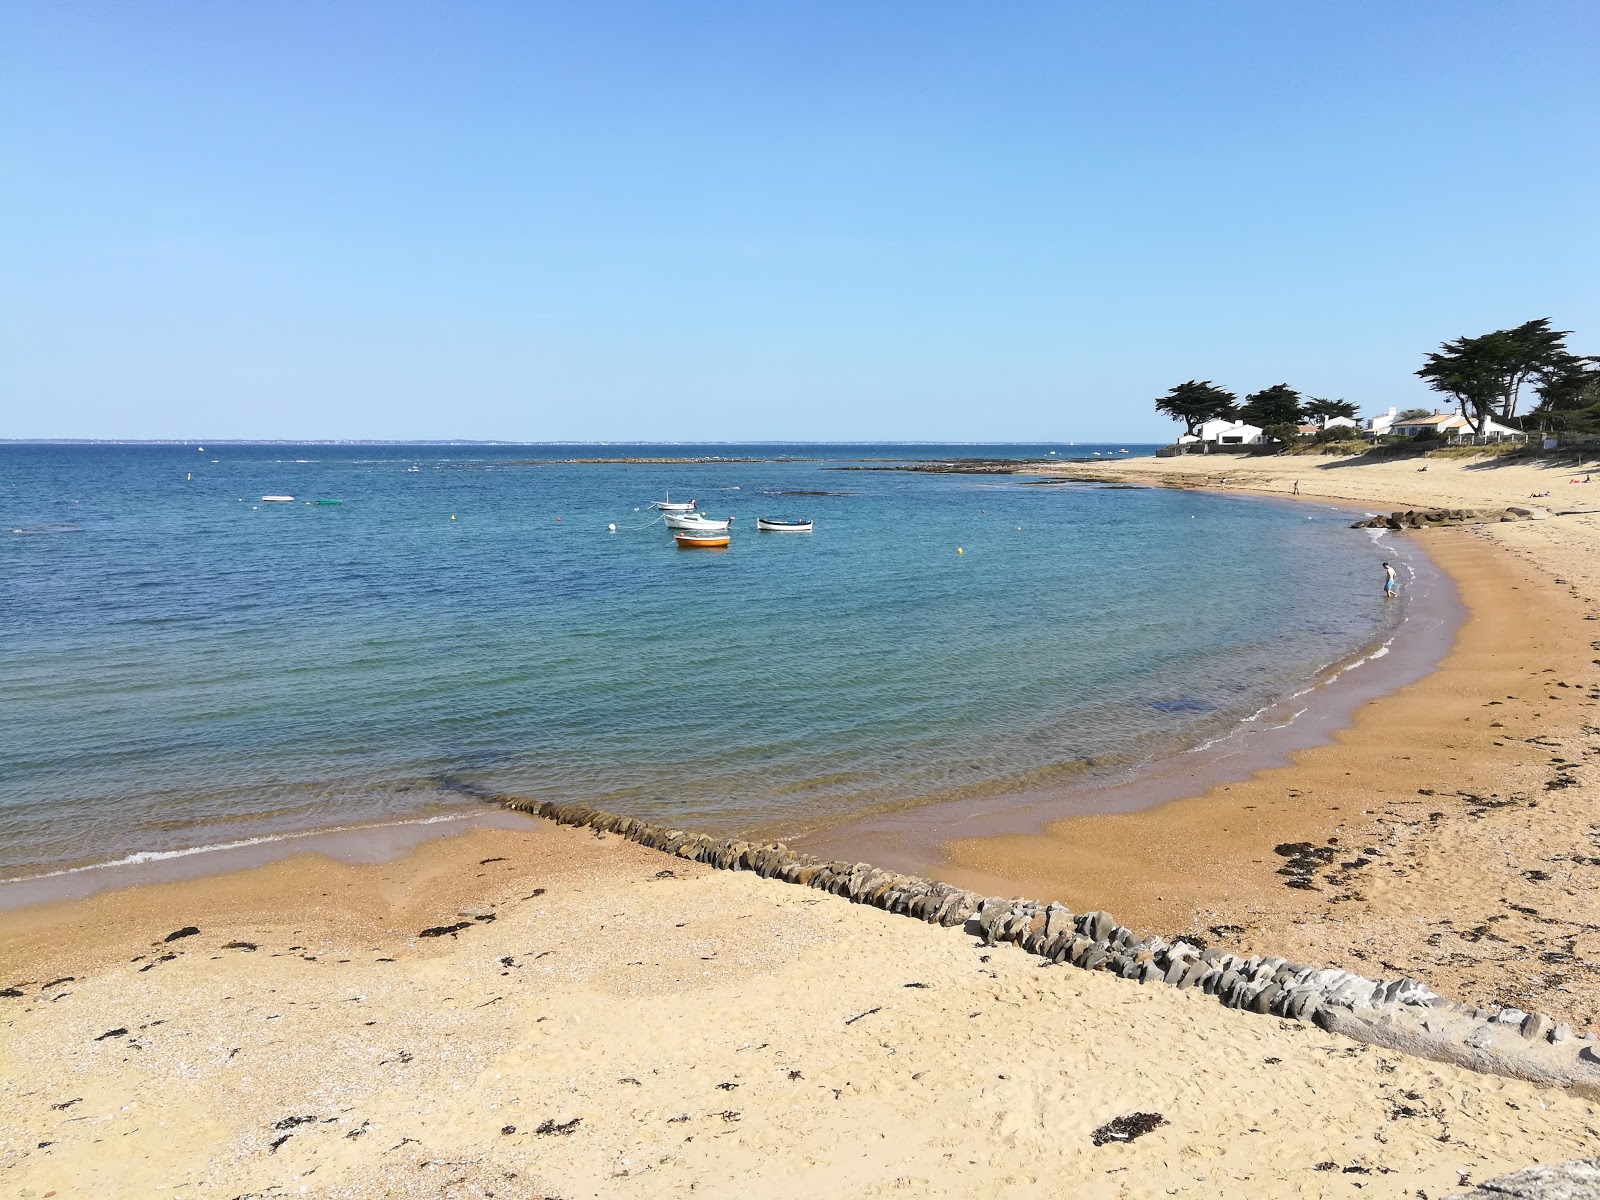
0 443 1398 878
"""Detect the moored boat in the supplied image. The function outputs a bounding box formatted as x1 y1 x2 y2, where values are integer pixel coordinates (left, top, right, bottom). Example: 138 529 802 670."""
261 495 294 502
648 493 697 513
674 532 730 548
756 517 812 532
664 513 732 531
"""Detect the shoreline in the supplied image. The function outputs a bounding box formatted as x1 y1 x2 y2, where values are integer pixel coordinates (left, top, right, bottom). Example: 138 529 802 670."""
928 454 1600 1027
0 489 1426 913
4 450 1598 1195
798 490 1455 871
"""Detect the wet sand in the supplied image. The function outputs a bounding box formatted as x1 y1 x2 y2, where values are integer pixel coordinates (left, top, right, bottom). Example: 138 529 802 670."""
939 454 1600 1027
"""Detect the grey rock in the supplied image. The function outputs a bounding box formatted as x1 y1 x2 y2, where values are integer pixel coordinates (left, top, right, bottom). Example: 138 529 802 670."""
1465 1026 1496 1051
1042 903 1073 941
1286 991 1320 1022
1249 983 1284 1015
1521 1013 1554 1042
1080 911 1115 942
974 897 1009 944
1446 1157 1600 1199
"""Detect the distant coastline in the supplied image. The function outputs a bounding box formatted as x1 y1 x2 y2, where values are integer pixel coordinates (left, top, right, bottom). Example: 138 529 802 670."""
0 438 1165 447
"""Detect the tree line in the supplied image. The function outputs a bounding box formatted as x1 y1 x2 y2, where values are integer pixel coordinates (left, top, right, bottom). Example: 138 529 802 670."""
1417 319 1598 434
1155 318 1599 440
1153 382 1355 439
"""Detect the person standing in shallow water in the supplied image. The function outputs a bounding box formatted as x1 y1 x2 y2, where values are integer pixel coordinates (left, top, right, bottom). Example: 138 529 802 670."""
1382 561 1397 599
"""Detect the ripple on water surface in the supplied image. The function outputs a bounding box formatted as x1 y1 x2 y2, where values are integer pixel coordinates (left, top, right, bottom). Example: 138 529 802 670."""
0 443 1397 876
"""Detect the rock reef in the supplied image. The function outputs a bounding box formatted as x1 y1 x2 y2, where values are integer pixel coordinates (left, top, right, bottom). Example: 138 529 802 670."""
1351 506 1551 530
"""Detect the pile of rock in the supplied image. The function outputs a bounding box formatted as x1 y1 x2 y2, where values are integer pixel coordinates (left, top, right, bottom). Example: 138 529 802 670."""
501 795 1600 1098
1351 506 1549 530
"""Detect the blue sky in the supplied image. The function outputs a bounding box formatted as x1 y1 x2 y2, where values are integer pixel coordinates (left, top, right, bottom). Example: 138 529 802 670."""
3 1 1596 441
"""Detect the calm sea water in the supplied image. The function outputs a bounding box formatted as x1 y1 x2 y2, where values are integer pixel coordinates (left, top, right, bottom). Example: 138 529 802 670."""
0 442 1397 878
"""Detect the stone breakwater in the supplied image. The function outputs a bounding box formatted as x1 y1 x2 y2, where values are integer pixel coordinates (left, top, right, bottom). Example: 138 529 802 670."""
500 796 1600 1099
1351 506 1550 531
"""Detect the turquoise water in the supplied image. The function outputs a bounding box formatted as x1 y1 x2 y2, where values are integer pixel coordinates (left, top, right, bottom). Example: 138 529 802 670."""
0 443 1395 878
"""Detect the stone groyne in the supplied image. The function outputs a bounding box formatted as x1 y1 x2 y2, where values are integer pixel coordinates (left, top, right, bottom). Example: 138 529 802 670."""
501 796 1600 1099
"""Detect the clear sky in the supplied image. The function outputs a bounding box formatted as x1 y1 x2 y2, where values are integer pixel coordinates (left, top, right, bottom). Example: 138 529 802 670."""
3 1 1596 442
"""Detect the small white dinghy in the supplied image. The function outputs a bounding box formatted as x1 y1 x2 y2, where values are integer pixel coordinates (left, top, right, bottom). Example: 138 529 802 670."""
664 513 732 531
648 493 697 513
756 517 812 532
261 495 295 502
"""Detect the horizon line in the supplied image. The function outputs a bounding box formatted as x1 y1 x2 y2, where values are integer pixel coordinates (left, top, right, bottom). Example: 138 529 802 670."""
1 437 1165 447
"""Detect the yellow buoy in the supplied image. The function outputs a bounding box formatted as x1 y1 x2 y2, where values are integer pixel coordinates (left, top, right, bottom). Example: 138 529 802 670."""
957 547 963 554
451 515 457 521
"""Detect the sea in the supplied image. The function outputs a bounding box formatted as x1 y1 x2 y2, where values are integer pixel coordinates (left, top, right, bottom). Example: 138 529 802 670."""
0 442 1405 883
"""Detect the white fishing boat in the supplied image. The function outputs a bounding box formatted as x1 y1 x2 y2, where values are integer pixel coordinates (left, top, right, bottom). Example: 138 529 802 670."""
756 517 812 532
260 495 295 502
663 513 731 531
648 493 697 513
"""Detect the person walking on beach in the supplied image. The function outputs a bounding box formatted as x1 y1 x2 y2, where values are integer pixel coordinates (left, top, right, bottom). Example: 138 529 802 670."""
1292 480 1299 496
1382 561 1397 599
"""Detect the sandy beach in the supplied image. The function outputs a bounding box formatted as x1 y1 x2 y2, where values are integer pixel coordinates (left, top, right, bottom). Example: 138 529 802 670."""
7 819 1600 1199
4 449 1599 1197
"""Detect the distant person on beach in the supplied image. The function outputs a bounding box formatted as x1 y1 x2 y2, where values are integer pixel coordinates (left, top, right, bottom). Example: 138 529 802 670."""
1382 561 1397 599
1292 480 1299 495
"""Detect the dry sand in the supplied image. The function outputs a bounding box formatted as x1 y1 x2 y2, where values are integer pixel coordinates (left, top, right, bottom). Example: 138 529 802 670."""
4 448 1599 1198
5 820 1599 1200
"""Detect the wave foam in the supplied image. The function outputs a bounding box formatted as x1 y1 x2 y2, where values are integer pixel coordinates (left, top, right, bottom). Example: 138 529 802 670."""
0 813 472 885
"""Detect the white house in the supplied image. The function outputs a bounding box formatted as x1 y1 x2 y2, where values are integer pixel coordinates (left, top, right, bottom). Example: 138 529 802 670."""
1177 418 1266 446
1322 415 1360 433
1389 410 1523 439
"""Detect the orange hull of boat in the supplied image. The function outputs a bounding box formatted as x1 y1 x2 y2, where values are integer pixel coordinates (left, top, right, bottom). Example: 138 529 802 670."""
675 534 730 548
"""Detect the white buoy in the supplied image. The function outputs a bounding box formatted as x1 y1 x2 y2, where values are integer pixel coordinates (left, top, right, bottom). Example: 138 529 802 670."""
608 523 617 532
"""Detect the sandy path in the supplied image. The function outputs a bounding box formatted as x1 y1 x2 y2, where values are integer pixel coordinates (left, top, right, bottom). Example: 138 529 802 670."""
4 821 1598 1199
